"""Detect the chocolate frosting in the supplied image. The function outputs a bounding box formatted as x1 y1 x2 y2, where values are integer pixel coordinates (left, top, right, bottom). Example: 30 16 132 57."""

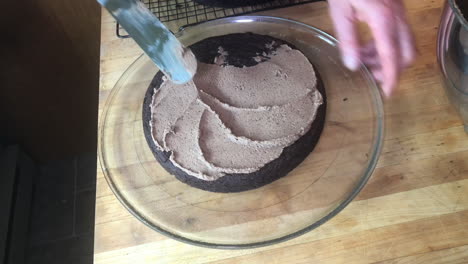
149 44 323 181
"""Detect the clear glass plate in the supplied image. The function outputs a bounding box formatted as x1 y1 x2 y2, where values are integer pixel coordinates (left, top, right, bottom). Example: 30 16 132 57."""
99 16 384 249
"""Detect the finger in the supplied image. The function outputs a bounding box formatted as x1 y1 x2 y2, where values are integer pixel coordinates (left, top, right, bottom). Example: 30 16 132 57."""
362 55 379 67
360 41 385 70
367 4 400 97
360 41 377 57
329 0 361 70
364 63 383 82
360 42 379 67
397 21 416 68
394 1 417 67
368 67 389 98
372 69 384 83
360 40 411 69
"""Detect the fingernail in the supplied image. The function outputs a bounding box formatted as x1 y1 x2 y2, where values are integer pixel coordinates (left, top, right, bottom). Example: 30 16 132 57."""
343 55 359 71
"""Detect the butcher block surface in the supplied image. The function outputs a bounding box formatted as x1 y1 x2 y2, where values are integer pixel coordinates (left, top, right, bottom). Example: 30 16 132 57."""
95 0 468 263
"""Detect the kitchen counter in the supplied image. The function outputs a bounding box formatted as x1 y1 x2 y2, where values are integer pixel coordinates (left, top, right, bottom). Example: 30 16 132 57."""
95 0 468 263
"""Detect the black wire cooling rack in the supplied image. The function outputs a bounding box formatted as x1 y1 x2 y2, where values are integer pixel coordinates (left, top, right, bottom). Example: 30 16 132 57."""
116 0 322 38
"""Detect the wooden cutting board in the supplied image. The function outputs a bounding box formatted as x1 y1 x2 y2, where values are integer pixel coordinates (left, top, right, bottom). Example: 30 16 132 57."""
95 0 468 263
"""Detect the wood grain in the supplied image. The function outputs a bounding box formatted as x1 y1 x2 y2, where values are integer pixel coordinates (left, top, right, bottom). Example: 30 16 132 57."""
95 0 468 263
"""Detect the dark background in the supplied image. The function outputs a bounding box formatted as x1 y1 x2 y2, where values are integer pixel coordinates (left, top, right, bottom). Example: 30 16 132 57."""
0 1 100 160
0 0 101 263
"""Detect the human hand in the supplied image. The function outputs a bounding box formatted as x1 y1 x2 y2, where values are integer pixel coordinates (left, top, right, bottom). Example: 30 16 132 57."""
328 0 416 96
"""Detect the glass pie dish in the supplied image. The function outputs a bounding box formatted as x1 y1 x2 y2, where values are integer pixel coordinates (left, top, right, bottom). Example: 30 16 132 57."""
99 16 384 249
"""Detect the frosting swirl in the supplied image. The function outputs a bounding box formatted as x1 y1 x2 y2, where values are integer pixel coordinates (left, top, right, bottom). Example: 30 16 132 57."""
150 45 323 181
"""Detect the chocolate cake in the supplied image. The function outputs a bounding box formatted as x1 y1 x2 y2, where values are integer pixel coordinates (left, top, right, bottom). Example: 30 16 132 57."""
143 33 326 193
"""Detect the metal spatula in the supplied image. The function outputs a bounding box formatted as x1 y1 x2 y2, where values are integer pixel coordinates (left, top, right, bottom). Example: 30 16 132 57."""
98 0 197 84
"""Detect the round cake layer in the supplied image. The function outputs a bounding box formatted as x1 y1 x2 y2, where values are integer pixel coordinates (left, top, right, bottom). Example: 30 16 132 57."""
143 33 327 192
